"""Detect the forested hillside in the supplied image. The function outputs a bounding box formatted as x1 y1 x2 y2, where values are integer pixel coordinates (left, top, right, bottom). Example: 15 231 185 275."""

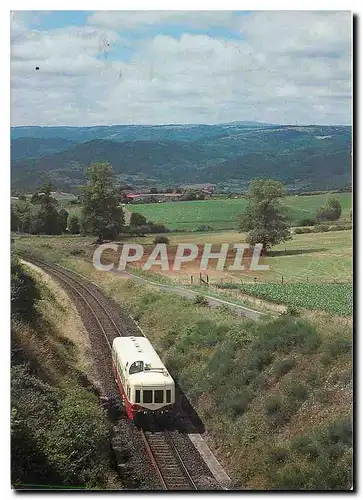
11 123 352 193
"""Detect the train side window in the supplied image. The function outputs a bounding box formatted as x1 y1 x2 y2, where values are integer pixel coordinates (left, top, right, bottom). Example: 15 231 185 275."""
166 390 171 403
135 390 141 403
127 386 130 399
154 390 163 403
143 390 152 403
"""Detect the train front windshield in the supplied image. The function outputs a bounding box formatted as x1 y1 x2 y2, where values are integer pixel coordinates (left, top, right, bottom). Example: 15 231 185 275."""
136 389 172 404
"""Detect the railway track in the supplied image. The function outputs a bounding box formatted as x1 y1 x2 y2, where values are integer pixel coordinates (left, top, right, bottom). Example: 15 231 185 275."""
141 431 197 490
24 258 123 349
23 257 199 491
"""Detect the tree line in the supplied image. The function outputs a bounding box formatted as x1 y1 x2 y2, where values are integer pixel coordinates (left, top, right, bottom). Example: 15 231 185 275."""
11 163 345 250
11 163 169 241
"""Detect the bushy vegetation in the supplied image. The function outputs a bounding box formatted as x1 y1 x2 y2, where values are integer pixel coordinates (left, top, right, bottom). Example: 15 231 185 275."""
11 367 112 488
316 197 342 222
153 235 170 245
294 224 352 234
67 214 80 234
101 278 351 490
11 257 117 489
11 182 69 235
11 254 40 320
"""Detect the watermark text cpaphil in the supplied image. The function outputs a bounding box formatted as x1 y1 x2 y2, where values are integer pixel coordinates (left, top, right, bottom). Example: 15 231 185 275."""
93 243 269 272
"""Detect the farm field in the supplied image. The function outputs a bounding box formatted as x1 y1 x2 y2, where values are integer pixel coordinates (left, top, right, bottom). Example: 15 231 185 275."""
13 229 352 286
127 193 352 231
131 229 352 285
218 283 352 316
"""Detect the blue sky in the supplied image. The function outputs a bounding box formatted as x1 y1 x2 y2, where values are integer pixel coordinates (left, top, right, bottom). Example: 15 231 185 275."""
11 10 352 126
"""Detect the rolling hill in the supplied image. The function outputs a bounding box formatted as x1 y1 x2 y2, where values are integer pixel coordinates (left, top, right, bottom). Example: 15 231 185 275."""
10 123 352 193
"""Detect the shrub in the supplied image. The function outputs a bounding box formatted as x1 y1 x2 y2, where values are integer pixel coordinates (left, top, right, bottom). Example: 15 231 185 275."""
43 389 112 487
11 255 40 320
273 357 296 378
130 212 147 226
316 198 342 222
194 294 209 306
328 224 352 231
265 394 283 416
153 235 170 244
294 227 312 234
285 306 300 316
313 225 330 233
283 379 308 402
70 248 86 256
256 316 320 354
299 218 316 226
223 390 250 417
267 445 289 466
321 335 352 365
248 349 274 372
67 214 80 234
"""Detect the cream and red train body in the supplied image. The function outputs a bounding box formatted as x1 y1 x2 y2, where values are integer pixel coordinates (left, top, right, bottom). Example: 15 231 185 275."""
112 336 175 420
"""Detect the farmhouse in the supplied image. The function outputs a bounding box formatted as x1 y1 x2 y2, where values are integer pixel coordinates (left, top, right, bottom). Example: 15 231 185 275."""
126 193 182 203
179 183 216 193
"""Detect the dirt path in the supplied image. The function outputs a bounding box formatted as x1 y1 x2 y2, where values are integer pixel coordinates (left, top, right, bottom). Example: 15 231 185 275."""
112 268 265 321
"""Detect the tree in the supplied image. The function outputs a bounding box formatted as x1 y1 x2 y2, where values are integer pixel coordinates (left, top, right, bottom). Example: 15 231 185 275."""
33 182 62 235
30 193 41 205
316 197 342 222
181 190 197 201
130 212 147 226
80 163 124 242
239 178 291 253
35 205 62 234
58 209 69 233
67 214 80 234
11 201 32 233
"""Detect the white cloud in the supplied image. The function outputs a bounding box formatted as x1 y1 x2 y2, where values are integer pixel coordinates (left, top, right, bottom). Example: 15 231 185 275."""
88 10 239 31
10 11 352 126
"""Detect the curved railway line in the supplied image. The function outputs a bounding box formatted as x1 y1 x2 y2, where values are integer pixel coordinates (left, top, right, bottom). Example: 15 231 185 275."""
23 257 207 491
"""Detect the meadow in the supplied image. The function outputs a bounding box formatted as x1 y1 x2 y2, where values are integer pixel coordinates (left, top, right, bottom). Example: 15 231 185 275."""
127 193 351 231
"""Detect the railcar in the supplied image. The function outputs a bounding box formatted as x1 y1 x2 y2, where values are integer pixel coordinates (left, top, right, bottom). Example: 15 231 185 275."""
112 336 175 420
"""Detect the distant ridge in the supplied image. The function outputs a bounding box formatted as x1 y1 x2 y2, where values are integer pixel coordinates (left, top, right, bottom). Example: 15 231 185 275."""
11 123 351 194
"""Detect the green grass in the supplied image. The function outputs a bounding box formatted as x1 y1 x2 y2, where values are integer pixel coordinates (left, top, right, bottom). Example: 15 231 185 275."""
218 283 352 316
234 230 352 284
127 193 351 231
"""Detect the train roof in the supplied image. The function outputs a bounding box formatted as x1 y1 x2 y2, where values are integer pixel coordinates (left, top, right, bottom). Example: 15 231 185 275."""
112 336 173 384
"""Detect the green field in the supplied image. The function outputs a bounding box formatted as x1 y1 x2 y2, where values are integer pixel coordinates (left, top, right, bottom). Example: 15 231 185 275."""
127 193 352 231
218 282 352 316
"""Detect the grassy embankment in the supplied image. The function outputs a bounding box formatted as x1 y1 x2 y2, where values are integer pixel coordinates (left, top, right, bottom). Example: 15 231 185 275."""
11 256 120 489
13 240 352 490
